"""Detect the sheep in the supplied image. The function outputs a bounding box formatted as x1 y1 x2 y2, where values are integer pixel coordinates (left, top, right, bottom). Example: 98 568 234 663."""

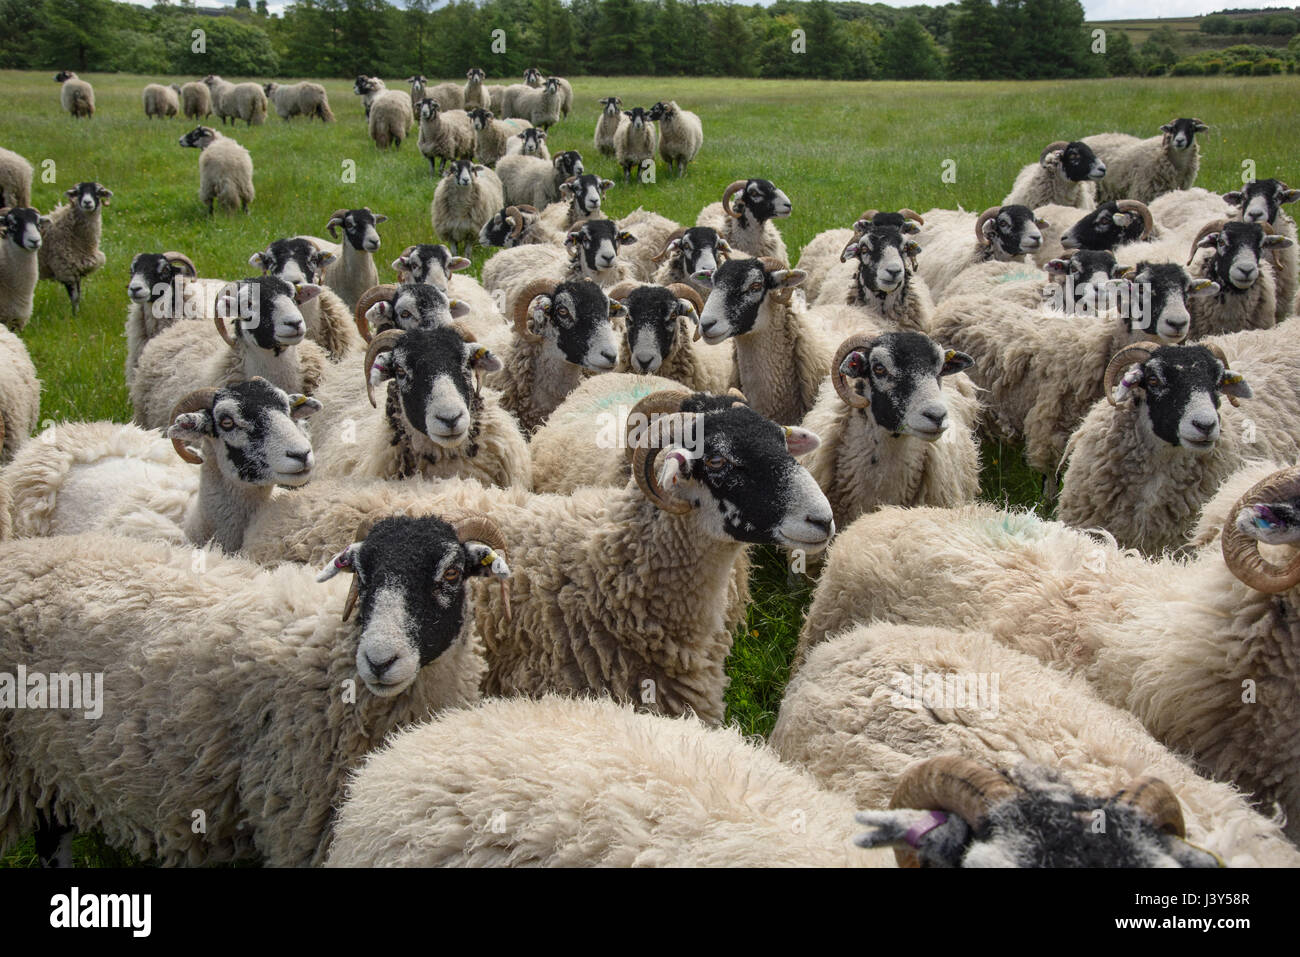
616 207 685 281
130 276 330 430
694 256 830 425
521 68 572 117
536 173 614 236
206 79 266 127
367 90 414 150
142 82 179 119
1057 336 1300 554
799 331 981 529
422 80 465 112
796 463 1300 842
241 391 834 723
462 67 488 109
36 181 109 310
477 204 547 249
247 238 360 362
1084 118 1207 206
1224 178 1299 320
300 208 388 312
353 75 386 117
202 74 237 123
0 324 39 463
467 108 528 166
416 98 475 176
648 225 733 297
124 250 238 384
0 148 33 209
0 513 509 867
613 106 658 184
389 243 502 338
513 76 563 131
941 249 1126 311
180 80 211 120
808 221 933 334
696 178 791 264
2 379 320 552
593 96 622 156
406 74 426 106
430 160 504 259
1003 140 1106 210
54 71 93 118
503 126 550 161
499 82 533 121
795 210 909 303
773 624 1298 867
263 81 334 122
325 696 886 868
606 282 733 393
910 205 1045 302
178 125 254 215
0 206 47 333
648 100 702 177
495 150 584 210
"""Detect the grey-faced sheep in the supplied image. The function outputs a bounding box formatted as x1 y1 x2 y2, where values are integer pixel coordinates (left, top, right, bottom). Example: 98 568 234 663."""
142 83 179 119
0 148 33 208
613 106 658 184
495 150 584 210
180 81 211 120
178 125 254 215
462 67 489 109
0 513 508 866
264 81 334 122
0 324 39 463
55 71 93 118
648 100 702 177
367 89 414 150
431 160 504 258
1003 140 1107 210
0 207 47 332
1224 178 1299 320
593 96 622 157
1083 118 1207 205
302 208 388 311
696 178 791 263
417 98 476 177
36 181 109 310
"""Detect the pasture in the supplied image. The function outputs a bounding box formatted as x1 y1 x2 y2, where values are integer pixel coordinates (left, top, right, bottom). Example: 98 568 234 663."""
0 70 1297 866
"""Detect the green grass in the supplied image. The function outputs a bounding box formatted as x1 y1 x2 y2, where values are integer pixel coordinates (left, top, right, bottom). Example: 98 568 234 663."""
2 70 1297 865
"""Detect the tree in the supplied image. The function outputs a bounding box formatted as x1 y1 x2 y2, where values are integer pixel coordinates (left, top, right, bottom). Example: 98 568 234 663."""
653 0 692 75
878 14 943 80
1199 14 1233 34
38 0 115 71
708 3 756 77
1104 29 1140 76
946 0 1001 79
590 0 653 74
800 0 849 79
235 0 250 8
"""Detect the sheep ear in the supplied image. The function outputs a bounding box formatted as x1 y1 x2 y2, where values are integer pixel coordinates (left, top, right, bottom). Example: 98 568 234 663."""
1263 236 1294 250
600 179 615 191
1197 232 1220 250
1111 363 1146 404
467 343 503 374
373 214 388 224
530 295 552 324
657 448 694 494
97 187 113 204
167 411 214 445
249 251 269 270
1218 370 1253 401
1281 189 1300 205
608 300 628 319
316 543 362 582
1112 212 1133 228
674 298 698 322
288 394 322 420
448 256 471 271
366 302 391 325
1187 278 1219 297
294 283 322 304
559 181 575 196
980 218 998 240
1222 191 1244 207
783 426 820 456
618 231 637 246
1034 217 1050 228
1192 120 1209 132
38 216 51 230
940 349 974 377
771 269 807 290
463 542 511 579
1160 122 1175 133
1044 258 1070 276
313 250 337 268
64 187 78 198
473 165 487 175
448 299 470 319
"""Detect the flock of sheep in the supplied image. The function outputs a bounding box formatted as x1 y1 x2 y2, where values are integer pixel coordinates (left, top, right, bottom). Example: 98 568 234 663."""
1 68 1299 869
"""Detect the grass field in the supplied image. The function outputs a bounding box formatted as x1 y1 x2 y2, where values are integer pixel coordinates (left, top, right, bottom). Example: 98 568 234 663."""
1 70 1298 865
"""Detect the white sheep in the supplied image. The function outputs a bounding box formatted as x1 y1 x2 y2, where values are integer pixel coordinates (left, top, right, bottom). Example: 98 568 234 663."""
1083 118 1207 206
54 71 94 118
467 108 528 166
613 106 658 184
180 81 211 120
36 181 109 310
178 125 254 215
648 100 702 177
910 205 1046 302
263 81 334 122
512 76 563 130
1224 178 1299 321
353 75 387 117
0 147 33 208
416 98 475 176
0 513 508 866
422 80 465 111
495 150 584 210
431 161 503 257
504 127 550 160
0 206 47 333
1003 139 1107 210
0 324 39 463
462 67 489 109
227 81 267 126
141 83 179 119
124 250 233 384
593 96 622 156
367 90 414 149
696 178 791 263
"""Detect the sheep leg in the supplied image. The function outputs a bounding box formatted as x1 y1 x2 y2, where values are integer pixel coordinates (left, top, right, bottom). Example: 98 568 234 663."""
428 156 438 179
34 811 75 868
206 197 215 216
1042 471 1059 504
64 281 80 311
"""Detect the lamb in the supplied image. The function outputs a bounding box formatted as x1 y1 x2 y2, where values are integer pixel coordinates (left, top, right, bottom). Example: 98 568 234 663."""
240 391 834 723
648 226 732 296
0 148 33 208
773 624 1297 867
608 282 732 392
513 76 563 131
353 75 386 118
808 221 933 334
250 237 361 362
795 463 1300 842
416 98 475 176
0 206 47 332
367 90 414 150
141 82 179 119
467 108 528 166
431 160 503 258
694 256 830 425
504 127 549 160
1083 118 1207 205
325 696 887 868
911 205 1046 302
178 125 254 215
0 513 508 867
1224 178 1299 320
648 100 702 177
303 207 388 311
130 276 329 430
54 71 93 118
2 379 319 552
799 331 981 529
180 80 211 120
0 324 39 463
696 178 791 263
36 181 109 310
263 81 334 122
593 96 622 156
1003 139 1107 210
462 67 489 109
613 106 658 184
124 250 235 384
496 150 583 211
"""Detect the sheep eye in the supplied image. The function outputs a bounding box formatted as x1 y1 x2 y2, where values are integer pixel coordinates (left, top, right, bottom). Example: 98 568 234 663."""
396 365 408 381
748 281 763 292
705 455 726 470
1145 374 1161 389
556 306 570 318
872 363 888 378
219 416 235 431
442 566 461 583
400 309 412 320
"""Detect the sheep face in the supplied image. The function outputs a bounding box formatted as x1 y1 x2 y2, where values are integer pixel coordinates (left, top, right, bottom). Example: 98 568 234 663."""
601 97 623 116
838 333 972 439
1049 142 1106 183
1234 496 1300 547
1123 262 1218 341
203 75 222 88
178 126 217 150
169 378 318 487
623 285 698 374
1044 250 1123 308
566 219 635 279
1224 179 1300 227
479 206 538 249
1059 201 1145 252
365 283 467 335
443 160 485 189
527 280 621 371
327 208 386 253
646 100 673 122
559 174 612 217
842 225 918 296
554 151 584 179
692 258 806 344
1 207 45 253
1160 117 1208 152
217 277 317 350
262 83 277 96
55 71 77 82
524 68 542 86
1112 345 1252 451
622 106 651 131
467 108 493 130
127 252 194 306
392 244 470 287
466 68 485 84
368 326 502 447
418 98 443 121
734 179 792 222
318 515 509 697
980 205 1044 256
65 181 111 213
250 238 337 286
662 227 729 279
515 128 547 156
1196 221 1292 292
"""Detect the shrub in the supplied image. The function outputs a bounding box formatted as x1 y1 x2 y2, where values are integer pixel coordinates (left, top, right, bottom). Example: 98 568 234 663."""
1253 58 1283 75
1171 60 1204 76
1230 59 1254 75
1203 58 1224 75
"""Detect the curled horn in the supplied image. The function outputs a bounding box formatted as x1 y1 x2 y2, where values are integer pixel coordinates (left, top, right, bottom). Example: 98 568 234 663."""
625 389 694 461
898 208 924 225
168 388 220 464
325 208 349 240
452 514 512 620
162 251 197 276
1114 200 1153 240
888 756 1022 868
363 329 405 408
974 206 1002 246
1260 221 1283 268
1221 466 1300 593
512 279 554 343
340 518 374 623
1039 140 1070 165
1113 777 1187 838
632 444 692 515
667 281 704 318
0 408 4 453
651 227 686 262
605 280 640 302
212 281 241 348
1103 342 1157 406
505 205 525 238
721 180 747 219
353 283 397 343
514 204 539 215
858 209 880 224
1187 219 1228 265
832 334 876 409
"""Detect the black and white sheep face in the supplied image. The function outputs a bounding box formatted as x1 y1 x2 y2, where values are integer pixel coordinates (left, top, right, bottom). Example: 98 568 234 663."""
602 97 623 116
529 280 622 371
418 98 443 121
466 68 486 83
1059 202 1145 252
1197 221 1292 292
515 128 548 156
982 205 1044 256
1113 346 1252 451
1124 263 1218 341
467 108 492 130
543 77 560 95
693 258 806 344
218 277 318 349
668 227 729 279
392 244 470 287
479 206 537 249
250 238 336 286
566 220 635 278
622 107 651 131
646 100 673 122
127 253 183 303
367 283 468 335
1045 249 1121 300
524 68 542 86
623 285 698 374
1160 118 1208 151
1052 142 1106 182
169 378 318 487
55 71 76 82
66 182 111 213
738 179 792 221
370 326 502 447
554 151 584 179
329 208 386 253
1234 496 1300 547
1225 179 1300 227
178 126 217 150
560 174 613 217
444 160 484 189
844 226 917 296
1 208 45 253
839 333 973 439
318 516 510 697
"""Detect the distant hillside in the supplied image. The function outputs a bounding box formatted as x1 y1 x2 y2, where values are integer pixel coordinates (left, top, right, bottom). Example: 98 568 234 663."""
1090 9 1299 51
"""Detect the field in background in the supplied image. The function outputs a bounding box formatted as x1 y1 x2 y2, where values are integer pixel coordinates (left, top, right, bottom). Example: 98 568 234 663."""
1 71 1298 864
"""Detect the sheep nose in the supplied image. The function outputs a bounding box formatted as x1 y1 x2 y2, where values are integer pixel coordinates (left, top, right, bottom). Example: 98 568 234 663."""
884 266 902 280
921 408 948 429
365 653 399 679
804 515 833 536
1164 317 1187 334
600 348 617 365
436 412 464 430
1191 415 1217 435
287 449 310 464
634 352 655 370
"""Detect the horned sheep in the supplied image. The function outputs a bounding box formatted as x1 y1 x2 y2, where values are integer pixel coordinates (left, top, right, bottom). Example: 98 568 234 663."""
301 208 388 311
1225 178 1299 321
124 250 235 384
1003 139 1107 210
1083 118 1207 206
250 237 362 362
911 205 1046 302
697 178 791 263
